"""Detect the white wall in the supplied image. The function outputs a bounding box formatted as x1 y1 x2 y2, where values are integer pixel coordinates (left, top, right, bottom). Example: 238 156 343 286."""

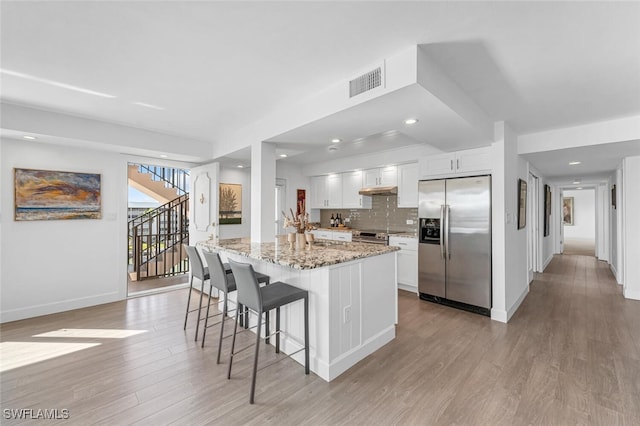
1 139 128 322
491 122 530 322
622 156 640 300
563 189 596 241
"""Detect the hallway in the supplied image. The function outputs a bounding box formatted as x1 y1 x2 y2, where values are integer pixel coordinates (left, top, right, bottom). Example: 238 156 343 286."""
1 254 639 424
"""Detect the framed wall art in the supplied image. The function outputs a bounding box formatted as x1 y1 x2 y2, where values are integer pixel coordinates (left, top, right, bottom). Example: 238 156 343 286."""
219 183 242 225
14 168 101 221
563 196 574 225
517 178 527 230
611 184 616 209
543 184 551 237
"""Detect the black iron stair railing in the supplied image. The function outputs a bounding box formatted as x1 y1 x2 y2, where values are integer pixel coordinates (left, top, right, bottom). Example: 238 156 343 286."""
129 193 190 281
137 164 190 195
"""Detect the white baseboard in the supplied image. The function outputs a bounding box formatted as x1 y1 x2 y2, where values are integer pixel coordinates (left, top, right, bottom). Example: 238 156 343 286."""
543 254 554 271
491 308 507 323
0 291 122 323
397 283 418 294
507 285 529 322
609 263 621 284
624 288 640 301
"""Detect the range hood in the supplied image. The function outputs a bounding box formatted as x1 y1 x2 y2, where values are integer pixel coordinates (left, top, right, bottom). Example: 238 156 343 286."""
358 186 398 196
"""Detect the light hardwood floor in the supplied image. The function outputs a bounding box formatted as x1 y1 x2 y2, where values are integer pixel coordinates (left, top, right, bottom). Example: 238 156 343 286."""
1 254 639 425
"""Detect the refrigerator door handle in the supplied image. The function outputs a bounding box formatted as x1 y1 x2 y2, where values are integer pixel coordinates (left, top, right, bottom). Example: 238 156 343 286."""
445 204 451 260
440 205 445 259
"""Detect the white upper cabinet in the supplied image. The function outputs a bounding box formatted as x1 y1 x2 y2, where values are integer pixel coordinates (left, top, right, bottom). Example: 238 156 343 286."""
326 174 342 208
311 174 343 208
342 171 372 209
397 163 418 208
363 166 397 187
419 146 491 179
310 175 328 209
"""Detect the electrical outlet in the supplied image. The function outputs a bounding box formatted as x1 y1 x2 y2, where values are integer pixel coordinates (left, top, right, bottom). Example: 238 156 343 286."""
344 217 350 223
343 306 351 323
406 219 414 225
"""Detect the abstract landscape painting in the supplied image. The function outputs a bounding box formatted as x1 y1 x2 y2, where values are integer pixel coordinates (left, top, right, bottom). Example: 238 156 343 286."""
14 168 102 221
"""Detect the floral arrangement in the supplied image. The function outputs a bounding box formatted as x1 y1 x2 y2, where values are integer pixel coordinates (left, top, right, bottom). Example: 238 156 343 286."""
282 200 311 234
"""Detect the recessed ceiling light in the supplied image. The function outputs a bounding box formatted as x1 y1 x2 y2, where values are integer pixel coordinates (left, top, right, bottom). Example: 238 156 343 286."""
159 154 168 158
23 135 37 140
279 154 288 158
404 118 418 125
237 165 244 168
331 138 341 143
577 187 583 190
573 180 580 184
569 161 581 165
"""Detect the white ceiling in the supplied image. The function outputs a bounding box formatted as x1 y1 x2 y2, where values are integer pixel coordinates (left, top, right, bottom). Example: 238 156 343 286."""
1 1 639 178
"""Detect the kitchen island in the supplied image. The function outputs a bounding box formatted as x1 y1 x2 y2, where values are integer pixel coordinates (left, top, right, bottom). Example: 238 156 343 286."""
197 236 399 382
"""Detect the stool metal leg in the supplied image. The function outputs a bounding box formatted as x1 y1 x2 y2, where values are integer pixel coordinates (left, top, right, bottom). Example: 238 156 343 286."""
275 307 280 354
201 283 214 347
194 278 206 341
183 275 194 330
249 311 262 404
216 295 228 364
227 309 240 380
304 295 309 375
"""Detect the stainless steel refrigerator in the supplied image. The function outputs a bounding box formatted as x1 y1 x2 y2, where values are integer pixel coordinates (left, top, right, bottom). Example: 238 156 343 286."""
418 176 491 316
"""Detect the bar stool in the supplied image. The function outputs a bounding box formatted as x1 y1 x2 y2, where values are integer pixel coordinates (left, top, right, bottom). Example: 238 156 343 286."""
227 259 309 404
200 251 271 361
183 246 231 341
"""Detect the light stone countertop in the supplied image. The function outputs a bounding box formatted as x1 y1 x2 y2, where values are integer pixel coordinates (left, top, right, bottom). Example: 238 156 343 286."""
197 236 399 270
314 227 353 233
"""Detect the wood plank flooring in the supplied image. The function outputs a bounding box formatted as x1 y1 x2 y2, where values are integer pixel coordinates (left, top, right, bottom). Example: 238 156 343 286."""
1 253 639 425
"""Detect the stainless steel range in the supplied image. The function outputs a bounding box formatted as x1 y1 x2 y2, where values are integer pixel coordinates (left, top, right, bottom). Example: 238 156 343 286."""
351 230 392 245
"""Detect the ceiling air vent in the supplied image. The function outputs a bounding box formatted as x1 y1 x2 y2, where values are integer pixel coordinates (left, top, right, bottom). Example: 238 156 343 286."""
349 66 383 98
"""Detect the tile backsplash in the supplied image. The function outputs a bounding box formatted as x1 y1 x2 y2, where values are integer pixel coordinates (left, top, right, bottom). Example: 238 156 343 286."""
319 195 418 234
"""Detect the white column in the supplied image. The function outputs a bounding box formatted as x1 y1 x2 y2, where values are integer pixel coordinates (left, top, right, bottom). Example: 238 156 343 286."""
250 141 276 242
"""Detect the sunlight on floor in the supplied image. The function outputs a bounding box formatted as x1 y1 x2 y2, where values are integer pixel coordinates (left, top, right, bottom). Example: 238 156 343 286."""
0 342 101 372
32 328 148 339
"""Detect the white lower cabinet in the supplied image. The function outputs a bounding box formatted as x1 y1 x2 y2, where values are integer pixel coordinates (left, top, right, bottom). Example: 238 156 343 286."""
311 230 352 242
389 236 418 293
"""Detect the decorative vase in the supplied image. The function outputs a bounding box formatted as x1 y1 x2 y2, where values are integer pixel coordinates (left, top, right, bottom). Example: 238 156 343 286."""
305 232 314 249
287 232 296 249
296 232 306 250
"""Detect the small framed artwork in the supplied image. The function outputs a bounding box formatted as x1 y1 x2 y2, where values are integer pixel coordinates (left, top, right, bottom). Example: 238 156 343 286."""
611 184 616 209
563 197 574 226
543 184 551 237
219 183 242 225
14 168 101 221
517 178 527 230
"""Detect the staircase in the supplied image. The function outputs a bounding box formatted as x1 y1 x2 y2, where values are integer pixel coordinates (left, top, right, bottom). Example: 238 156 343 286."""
128 165 190 281
128 164 188 203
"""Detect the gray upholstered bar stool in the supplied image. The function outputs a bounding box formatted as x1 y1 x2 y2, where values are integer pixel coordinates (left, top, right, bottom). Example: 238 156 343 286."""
227 259 309 404
184 245 231 341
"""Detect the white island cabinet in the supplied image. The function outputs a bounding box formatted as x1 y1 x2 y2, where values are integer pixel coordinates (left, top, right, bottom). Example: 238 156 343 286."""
198 237 398 382
389 236 418 293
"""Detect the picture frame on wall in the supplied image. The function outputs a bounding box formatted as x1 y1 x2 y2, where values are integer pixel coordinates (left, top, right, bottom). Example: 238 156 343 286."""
219 183 242 225
543 184 551 236
14 168 102 221
611 184 616 209
517 178 527 230
563 196 574 225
